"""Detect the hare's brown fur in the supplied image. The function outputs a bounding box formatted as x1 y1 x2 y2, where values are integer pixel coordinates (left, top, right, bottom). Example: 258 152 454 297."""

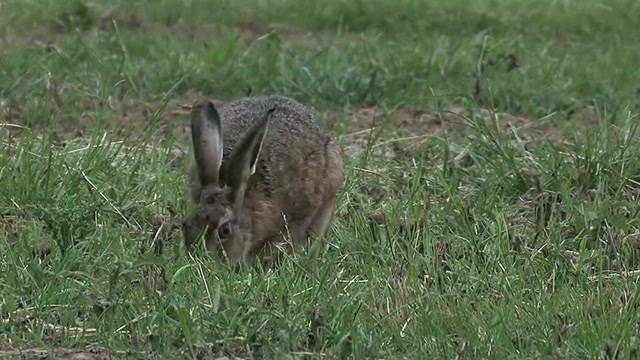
185 95 343 263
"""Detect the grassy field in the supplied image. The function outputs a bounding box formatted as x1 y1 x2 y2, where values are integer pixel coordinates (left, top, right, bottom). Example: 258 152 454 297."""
2 0 640 358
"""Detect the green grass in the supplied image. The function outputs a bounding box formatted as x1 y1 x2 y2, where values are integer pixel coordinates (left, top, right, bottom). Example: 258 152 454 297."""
2 0 640 358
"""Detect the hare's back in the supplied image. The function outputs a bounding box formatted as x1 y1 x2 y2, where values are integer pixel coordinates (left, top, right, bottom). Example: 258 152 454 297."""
219 96 339 213
219 95 329 159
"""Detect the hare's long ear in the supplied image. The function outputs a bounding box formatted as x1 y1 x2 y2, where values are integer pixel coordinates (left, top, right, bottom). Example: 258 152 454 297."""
224 107 274 202
191 101 224 186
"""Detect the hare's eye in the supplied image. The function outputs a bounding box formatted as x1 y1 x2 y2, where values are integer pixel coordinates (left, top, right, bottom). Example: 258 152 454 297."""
218 222 232 239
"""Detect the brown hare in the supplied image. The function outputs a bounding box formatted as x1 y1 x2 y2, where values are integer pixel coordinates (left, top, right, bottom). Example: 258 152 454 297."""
182 95 343 265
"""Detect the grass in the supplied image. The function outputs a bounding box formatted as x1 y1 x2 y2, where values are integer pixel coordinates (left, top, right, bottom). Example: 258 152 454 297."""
1 0 640 358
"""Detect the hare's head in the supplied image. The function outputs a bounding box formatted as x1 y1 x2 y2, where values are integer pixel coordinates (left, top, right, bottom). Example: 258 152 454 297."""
182 101 271 260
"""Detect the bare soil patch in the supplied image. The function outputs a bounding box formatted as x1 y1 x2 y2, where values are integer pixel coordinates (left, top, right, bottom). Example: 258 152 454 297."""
97 11 144 31
330 105 555 156
0 346 134 360
3 87 591 163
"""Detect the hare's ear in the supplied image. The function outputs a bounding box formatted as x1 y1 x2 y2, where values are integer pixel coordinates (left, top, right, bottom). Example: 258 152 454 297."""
191 101 224 186
224 107 274 201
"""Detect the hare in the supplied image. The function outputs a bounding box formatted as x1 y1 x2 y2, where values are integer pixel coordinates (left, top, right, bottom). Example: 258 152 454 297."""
182 95 344 265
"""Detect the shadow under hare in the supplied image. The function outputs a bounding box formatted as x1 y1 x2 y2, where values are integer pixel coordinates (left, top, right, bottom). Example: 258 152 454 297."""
182 95 344 266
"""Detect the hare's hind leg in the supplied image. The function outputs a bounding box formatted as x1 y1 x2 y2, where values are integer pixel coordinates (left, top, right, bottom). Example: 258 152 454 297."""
310 141 343 238
309 198 336 238
286 202 334 249
299 198 337 260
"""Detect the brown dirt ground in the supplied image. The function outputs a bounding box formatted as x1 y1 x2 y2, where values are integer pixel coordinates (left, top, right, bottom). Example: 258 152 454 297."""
328 104 572 157
0 347 238 360
0 339 241 360
0 346 133 360
2 91 591 159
